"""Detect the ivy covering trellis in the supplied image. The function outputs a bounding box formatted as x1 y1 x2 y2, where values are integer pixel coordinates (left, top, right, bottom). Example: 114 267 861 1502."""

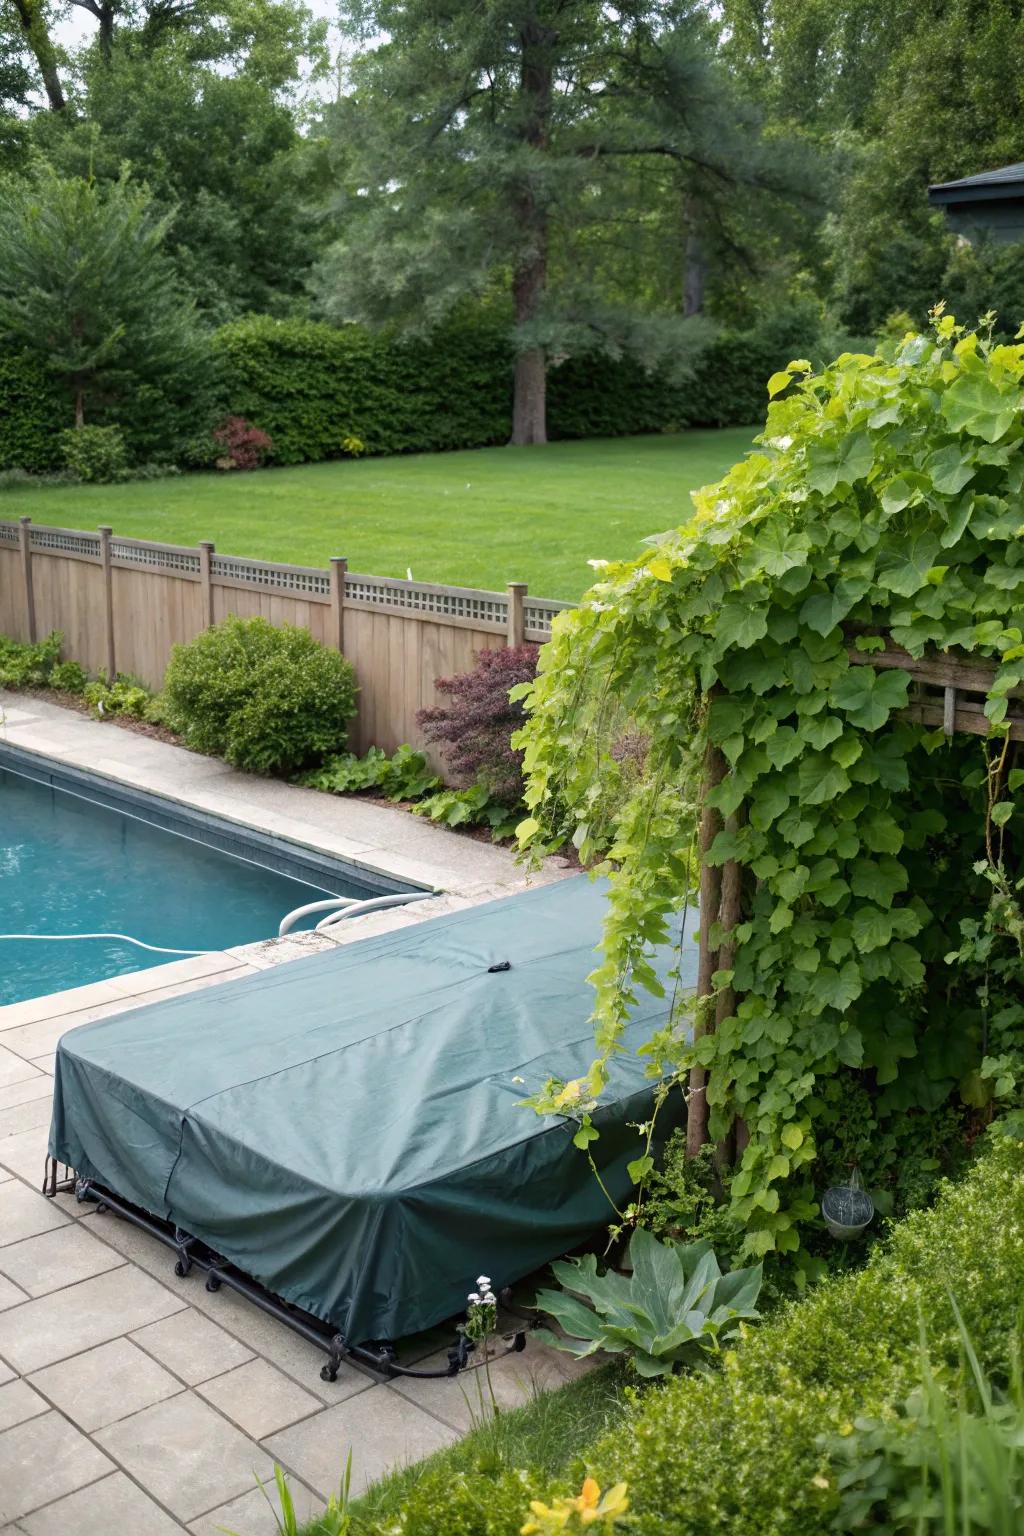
516 312 1024 1276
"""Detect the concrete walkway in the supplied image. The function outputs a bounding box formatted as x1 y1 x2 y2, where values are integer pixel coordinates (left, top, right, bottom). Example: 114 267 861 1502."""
0 697 581 1534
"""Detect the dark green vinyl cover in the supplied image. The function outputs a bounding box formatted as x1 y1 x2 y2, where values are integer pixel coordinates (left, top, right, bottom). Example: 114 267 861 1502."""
50 876 697 1344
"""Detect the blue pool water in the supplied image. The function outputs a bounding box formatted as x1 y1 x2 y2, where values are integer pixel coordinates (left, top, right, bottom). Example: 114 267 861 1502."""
0 769 359 1005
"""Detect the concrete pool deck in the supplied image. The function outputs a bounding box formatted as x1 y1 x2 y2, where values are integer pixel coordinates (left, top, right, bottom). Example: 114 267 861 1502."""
0 695 584 1533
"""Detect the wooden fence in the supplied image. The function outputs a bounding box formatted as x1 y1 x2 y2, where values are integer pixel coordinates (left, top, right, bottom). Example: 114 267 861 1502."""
0 516 571 759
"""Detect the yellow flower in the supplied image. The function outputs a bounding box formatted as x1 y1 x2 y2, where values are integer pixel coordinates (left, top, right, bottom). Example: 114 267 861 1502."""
554 1080 583 1108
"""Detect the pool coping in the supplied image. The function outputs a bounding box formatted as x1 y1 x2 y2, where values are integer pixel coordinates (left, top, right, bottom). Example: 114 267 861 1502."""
0 691 572 1026
0 742 418 900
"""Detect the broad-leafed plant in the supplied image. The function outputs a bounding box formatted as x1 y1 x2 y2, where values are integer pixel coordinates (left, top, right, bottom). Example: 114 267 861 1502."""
534 1227 762 1378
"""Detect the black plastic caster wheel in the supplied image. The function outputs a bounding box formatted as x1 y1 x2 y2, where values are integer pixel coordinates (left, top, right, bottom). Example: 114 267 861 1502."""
174 1260 189 1278
205 1274 221 1293
320 1364 338 1383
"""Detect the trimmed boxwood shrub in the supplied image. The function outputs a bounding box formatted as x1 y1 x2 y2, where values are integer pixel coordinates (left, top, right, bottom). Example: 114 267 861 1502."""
163 615 358 776
348 1132 1024 1536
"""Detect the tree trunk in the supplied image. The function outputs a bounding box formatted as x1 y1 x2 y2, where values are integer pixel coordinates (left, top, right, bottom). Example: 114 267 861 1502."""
11 0 65 110
683 199 706 318
74 389 85 429
97 2 114 64
508 18 554 448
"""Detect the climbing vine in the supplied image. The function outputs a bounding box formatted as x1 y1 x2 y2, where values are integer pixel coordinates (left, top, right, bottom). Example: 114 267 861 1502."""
516 311 1024 1274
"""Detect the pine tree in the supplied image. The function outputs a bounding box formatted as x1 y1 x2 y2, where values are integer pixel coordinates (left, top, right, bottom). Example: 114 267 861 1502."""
0 168 210 436
318 1 803 445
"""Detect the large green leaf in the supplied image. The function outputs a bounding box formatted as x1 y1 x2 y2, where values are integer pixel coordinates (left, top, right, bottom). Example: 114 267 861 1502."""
875 535 941 597
941 372 1021 443
807 432 873 494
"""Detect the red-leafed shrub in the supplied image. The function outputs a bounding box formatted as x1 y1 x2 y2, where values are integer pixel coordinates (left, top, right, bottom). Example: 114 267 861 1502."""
213 415 272 471
417 644 539 804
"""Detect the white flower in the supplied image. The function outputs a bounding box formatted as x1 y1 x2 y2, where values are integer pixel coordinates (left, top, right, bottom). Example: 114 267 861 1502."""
476 1274 491 1288
467 1291 481 1304
587 559 609 570
483 1291 497 1305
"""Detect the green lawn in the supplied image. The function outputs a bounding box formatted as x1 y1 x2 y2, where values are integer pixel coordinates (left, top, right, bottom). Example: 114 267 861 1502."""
0 429 753 601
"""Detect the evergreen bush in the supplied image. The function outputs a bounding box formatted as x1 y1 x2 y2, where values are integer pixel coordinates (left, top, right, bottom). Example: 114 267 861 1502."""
163 615 358 775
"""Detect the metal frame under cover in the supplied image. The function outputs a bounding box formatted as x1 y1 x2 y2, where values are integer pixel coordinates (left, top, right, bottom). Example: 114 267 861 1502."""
43 1160 528 1383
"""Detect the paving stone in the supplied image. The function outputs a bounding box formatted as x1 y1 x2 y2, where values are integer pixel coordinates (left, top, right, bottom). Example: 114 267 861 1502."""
196 1358 321 1439
0 1046 41 1091
0 978 125 1032
0 1263 185 1373
265 1383 457 1499
389 1338 596 1434
0 1359 13 1386
0 1098 52 1140
30 1336 183 1432
0 1078 52 1113
0 1221 124 1297
18 1470 186 1536
0 1410 113 1524
0 1379 47 1433
0 1125 50 1182
132 1307 255 1385
95 1391 275 1522
0 1274 28 1312
187 1478 321 1536
0 1181 69 1247
196 1287 369 1405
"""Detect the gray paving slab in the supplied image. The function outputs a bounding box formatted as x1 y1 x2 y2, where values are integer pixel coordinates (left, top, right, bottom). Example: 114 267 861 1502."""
30 1337 184 1432
95 1392 276 1522
0 1181 69 1247
0 1222 124 1297
131 1307 255 1385
18 1471 187 1536
0 1125 52 1182
0 1410 113 1524
0 1359 13 1386
196 1358 322 1439
0 1098 52 1140
0 1078 52 1112
265 1384 458 1499
187 1478 321 1536
0 1379 47 1433
0 1047 41 1091
389 1339 596 1434
0 1264 185 1373
0 1274 28 1312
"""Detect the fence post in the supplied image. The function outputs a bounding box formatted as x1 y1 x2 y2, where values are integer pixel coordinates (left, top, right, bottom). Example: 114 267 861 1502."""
506 582 527 648
98 526 116 682
330 557 348 653
18 516 36 644
199 541 216 629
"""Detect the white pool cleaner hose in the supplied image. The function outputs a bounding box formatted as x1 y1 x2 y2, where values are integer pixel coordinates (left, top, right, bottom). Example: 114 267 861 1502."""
0 933 217 956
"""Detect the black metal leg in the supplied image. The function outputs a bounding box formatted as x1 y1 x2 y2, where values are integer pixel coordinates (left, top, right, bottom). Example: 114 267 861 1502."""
320 1334 348 1383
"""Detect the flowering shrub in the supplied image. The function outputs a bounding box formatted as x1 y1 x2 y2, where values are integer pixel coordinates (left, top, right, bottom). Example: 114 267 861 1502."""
213 414 273 470
417 644 538 804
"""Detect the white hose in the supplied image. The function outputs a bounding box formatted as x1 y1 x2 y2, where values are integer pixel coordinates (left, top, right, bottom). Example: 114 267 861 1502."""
0 933 216 956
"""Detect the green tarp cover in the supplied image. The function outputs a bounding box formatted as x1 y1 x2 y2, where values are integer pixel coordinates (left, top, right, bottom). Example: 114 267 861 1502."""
50 876 697 1344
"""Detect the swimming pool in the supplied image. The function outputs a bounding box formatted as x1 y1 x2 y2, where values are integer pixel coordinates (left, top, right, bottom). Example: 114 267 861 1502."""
0 756 402 1006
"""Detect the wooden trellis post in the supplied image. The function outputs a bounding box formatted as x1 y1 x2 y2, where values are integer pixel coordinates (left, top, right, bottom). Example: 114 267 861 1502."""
684 639 1024 1166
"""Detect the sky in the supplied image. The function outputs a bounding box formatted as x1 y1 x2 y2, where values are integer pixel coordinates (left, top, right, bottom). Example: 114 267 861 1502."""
52 0 345 49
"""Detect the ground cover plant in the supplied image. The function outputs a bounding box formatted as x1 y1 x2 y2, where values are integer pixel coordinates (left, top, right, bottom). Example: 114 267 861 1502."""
322 1131 1024 1536
516 313 1024 1275
0 430 752 601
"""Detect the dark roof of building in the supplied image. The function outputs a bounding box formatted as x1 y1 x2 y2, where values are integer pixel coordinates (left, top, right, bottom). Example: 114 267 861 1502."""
929 164 1024 206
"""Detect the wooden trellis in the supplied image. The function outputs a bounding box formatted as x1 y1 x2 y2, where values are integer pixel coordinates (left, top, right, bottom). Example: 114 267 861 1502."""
685 643 1024 1158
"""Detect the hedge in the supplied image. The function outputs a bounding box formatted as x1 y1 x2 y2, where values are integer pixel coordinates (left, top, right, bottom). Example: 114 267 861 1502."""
215 311 826 466
0 307 829 473
351 1131 1024 1536
0 350 66 473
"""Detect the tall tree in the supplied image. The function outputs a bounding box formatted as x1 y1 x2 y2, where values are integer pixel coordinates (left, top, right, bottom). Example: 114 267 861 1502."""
318 1 806 445
0 168 210 434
